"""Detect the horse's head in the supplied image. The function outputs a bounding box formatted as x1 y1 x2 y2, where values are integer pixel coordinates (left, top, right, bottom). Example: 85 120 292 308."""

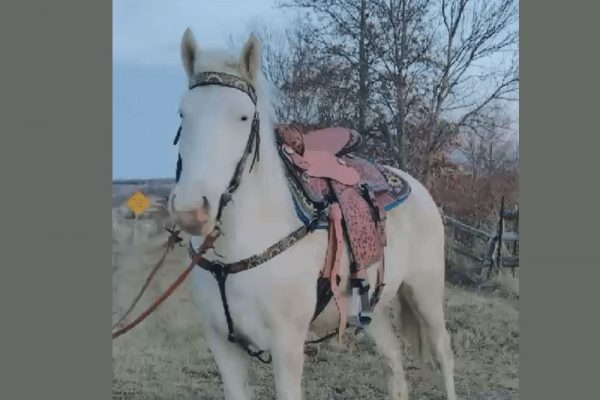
169 28 263 236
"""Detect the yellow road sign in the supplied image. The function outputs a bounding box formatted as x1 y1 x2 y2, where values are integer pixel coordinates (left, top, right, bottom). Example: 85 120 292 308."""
127 191 150 216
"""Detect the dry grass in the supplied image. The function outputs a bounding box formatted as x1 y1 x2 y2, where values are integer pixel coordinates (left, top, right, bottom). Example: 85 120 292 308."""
112 214 519 400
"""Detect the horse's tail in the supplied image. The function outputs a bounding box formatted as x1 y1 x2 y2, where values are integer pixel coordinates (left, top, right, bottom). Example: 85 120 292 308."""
397 283 432 365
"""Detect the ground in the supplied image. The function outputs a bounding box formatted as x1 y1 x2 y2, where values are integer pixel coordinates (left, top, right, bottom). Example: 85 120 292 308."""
112 215 519 400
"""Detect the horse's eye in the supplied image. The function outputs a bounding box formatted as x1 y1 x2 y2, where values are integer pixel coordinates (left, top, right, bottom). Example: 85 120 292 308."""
241 115 248 121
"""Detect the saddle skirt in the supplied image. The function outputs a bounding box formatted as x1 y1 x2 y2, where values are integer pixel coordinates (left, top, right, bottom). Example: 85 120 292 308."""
275 123 411 269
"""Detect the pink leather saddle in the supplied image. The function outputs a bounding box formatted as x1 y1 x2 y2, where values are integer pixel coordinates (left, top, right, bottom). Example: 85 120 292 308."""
274 123 411 337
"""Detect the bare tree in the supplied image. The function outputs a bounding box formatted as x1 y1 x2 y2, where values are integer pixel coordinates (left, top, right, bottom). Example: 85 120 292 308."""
369 0 432 168
417 0 519 184
254 0 520 186
279 0 377 134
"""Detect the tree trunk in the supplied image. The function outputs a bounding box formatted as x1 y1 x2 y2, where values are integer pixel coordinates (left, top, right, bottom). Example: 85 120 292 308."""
358 0 368 135
394 0 409 169
395 109 407 169
421 155 434 190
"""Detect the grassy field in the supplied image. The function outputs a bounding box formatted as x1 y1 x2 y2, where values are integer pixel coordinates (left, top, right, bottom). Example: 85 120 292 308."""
112 214 519 400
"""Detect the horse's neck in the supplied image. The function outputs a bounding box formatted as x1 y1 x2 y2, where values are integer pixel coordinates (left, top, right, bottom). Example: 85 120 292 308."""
205 120 299 261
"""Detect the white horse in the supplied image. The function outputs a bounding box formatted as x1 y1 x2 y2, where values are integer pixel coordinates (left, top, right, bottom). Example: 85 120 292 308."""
169 28 457 400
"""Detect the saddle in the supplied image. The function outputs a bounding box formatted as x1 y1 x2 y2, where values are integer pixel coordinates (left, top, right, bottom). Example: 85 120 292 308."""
274 123 411 338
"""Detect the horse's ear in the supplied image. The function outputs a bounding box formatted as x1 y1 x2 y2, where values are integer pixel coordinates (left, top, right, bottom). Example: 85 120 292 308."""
181 28 199 78
239 33 261 82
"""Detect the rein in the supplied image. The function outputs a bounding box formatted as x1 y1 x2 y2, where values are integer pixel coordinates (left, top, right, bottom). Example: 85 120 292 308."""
112 229 220 339
112 226 182 330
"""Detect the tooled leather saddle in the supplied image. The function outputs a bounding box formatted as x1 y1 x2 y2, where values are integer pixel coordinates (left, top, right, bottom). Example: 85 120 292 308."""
274 123 411 335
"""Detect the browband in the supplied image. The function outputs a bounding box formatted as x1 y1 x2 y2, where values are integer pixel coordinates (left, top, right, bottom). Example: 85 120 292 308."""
189 71 257 105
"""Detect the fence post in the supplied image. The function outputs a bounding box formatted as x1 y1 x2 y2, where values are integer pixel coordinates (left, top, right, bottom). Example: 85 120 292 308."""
496 196 505 271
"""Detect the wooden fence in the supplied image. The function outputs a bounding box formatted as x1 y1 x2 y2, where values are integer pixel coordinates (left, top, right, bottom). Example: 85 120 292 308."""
443 196 519 278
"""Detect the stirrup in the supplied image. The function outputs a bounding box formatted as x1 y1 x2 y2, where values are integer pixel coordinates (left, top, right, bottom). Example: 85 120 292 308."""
348 278 373 327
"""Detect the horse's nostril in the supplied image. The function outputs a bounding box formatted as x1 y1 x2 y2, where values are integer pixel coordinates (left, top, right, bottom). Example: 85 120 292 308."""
202 196 209 210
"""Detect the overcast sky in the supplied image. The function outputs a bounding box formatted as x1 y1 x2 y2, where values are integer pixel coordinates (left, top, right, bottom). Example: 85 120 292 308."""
113 0 287 179
113 0 518 179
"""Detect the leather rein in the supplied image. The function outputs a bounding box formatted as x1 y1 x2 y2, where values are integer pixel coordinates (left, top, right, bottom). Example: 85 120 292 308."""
112 72 323 363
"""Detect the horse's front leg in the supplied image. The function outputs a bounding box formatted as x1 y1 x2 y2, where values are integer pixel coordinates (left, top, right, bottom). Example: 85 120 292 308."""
271 325 308 400
204 326 253 400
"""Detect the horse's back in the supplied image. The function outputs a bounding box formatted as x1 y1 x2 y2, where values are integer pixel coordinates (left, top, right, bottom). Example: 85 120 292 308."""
382 166 443 228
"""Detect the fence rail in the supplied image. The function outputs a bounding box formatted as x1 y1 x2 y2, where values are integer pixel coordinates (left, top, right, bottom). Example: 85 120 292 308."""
442 196 519 278
442 215 495 240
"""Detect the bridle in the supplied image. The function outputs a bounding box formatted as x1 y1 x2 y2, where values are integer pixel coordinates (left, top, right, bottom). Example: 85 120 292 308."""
172 71 321 363
174 71 261 203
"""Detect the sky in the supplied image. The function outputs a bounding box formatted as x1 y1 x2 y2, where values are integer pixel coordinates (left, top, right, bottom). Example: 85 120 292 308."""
113 0 286 179
113 0 519 179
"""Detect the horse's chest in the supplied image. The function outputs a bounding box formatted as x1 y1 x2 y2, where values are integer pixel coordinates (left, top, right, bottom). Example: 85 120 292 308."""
190 232 337 341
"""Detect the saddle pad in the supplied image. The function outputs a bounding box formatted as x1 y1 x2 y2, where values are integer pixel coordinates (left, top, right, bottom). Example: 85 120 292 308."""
374 166 412 211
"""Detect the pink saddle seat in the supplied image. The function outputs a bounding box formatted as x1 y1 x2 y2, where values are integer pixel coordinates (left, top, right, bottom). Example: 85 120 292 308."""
275 124 362 157
303 127 353 155
277 124 361 185
303 150 360 186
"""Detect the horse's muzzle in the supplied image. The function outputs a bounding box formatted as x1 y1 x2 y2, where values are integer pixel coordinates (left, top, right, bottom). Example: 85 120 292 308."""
169 194 214 235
